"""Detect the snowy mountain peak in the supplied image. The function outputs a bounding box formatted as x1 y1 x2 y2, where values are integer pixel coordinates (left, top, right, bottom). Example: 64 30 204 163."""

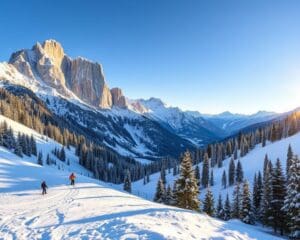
139 97 167 110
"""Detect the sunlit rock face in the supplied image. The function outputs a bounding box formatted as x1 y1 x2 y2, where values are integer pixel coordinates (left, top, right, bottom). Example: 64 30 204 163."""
9 39 114 108
110 87 127 108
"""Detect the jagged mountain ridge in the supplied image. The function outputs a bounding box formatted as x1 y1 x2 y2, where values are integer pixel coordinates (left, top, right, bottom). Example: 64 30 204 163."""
0 39 284 157
8 39 127 109
1 83 195 160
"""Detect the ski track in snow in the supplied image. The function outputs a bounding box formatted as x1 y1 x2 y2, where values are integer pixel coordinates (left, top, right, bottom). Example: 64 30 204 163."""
0 114 285 240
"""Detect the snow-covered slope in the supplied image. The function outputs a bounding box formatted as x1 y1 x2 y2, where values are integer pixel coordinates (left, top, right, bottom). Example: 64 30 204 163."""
0 114 92 185
0 119 284 239
131 131 300 203
132 98 226 145
202 111 279 135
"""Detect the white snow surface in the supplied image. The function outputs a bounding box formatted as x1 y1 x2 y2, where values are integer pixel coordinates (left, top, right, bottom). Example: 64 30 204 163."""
0 116 284 239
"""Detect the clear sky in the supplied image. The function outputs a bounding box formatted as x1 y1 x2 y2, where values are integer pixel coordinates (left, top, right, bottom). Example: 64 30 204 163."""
0 0 300 114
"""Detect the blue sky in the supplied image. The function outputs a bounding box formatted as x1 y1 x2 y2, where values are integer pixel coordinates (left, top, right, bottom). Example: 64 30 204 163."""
0 0 300 114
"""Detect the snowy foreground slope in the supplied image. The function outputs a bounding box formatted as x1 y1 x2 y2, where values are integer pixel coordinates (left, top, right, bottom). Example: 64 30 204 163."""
0 117 284 239
0 148 283 240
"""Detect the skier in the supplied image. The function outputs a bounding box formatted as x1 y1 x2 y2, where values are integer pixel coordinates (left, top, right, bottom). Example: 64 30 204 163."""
41 181 48 195
69 172 76 186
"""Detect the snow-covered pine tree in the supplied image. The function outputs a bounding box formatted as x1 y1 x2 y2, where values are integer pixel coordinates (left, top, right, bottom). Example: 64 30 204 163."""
235 160 244 183
282 155 300 239
223 193 231 221
231 182 241 219
217 194 224 219
174 150 200 211
222 170 227 189
203 188 215 216
154 178 166 203
229 157 235 186
261 161 273 227
165 185 175 206
123 170 132 193
271 158 286 235
241 180 254 224
201 153 209 188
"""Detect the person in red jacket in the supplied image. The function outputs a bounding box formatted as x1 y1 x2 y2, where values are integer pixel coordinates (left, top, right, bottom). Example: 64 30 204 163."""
69 173 76 186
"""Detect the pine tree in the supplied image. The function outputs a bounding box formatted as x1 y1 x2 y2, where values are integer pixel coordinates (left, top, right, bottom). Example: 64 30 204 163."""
60 147 66 161
222 170 227 189
282 155 300 238
232 183 241 219
46 154 51 165
262 131 266 147
37 151 43 166
203 188 215 216
271 158 286 235
223 194 231 221
233 142 238 160
286 144 293 177
229 157 235 186
14 140 23 157
201 153 209 188
235 160 243 183
123 170 132 193
174 151 200 211
165 185 175 206
195 165 200 187
210 170 214 186
217 194 224 219
30 135 37 156
263 154 269 180
154 178 166 203
252 171 262 218
241 180 254 224
261 161 273 226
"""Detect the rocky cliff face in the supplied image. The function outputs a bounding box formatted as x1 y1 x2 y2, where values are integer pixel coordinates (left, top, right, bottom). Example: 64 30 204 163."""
110 88 127 108
8 39 119 108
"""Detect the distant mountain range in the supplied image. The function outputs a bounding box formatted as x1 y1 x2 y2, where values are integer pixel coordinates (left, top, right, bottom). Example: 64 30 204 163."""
0 39 287 160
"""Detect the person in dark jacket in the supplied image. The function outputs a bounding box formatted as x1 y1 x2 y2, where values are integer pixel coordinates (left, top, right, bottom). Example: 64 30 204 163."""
41 181 48 195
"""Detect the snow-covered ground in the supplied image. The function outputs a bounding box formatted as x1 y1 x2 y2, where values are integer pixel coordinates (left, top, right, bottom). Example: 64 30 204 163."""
0 115 285 239
131 132 300 202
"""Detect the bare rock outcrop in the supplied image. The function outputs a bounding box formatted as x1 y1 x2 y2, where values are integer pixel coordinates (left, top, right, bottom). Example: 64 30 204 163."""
110 88 127 108
8 39 117 108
